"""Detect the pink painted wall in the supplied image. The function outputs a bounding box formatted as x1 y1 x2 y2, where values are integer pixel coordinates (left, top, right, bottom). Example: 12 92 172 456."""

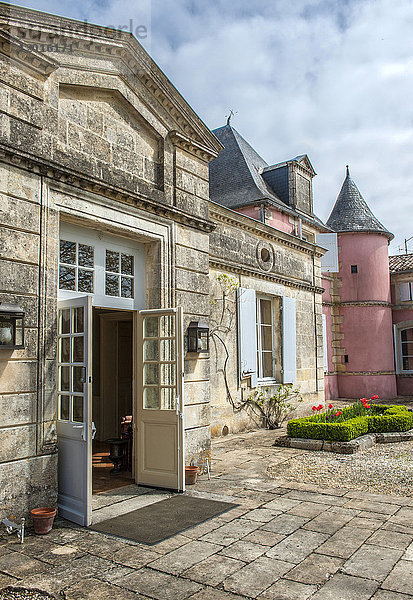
339 305 395 373
392 309 413 325
337 374 397 399
322 231 397 399
235 206 293 235
396 376 413 395
338 233 391 302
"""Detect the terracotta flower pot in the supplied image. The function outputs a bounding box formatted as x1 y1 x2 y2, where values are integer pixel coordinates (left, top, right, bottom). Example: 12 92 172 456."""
185 466 198 485
30 507 56 535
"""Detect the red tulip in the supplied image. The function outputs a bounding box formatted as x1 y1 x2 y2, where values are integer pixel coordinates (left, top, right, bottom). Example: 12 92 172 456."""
366 404 371 409
328 404 333 409
312 406 317 411
361 398 367 403
335 411 342 416
373 395 379 399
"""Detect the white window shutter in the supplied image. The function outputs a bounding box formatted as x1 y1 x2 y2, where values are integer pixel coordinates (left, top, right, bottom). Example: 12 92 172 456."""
322 313 328 373
317 233 339 273
237 288 257 387
400 282 411 302
282 296 296 383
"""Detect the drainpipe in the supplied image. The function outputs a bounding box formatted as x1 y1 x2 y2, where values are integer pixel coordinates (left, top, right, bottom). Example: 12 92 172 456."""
260 203 265 224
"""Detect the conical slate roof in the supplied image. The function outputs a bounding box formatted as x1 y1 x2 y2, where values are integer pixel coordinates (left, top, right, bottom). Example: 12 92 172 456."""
326 167 393 240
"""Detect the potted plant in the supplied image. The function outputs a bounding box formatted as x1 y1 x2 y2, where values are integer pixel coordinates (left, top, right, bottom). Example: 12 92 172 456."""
30 507 56 535
185 465 198 485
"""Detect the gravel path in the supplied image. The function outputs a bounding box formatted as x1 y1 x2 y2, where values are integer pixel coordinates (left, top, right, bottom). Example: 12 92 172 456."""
268 441 413 496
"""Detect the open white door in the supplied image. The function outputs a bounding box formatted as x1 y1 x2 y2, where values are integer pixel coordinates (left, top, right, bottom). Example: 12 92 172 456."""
135 307 185 491
57 296 92 525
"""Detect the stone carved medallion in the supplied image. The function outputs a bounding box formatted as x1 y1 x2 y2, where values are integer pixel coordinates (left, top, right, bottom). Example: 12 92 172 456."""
256 241 274 272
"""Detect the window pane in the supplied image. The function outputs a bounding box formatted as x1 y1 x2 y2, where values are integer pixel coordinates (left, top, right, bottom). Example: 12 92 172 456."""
121 276 133 298
401 342 413 356
106 250 119 273
121 253 134 275
73 307 84 333
59 337 70 363
60 366 70 392
59 309 70 334
59 266 76 290
73 366 84 392
402 357 413 371
261 325 273 352
260 299 272 325
144 363 158 385
144 317 158 338
105 273 119 296
161 388 176 410
262 352 274 378
144 339 158 361
161 339 175 361
144 387 159 409
78 244 94 268
73 396 84 422
59 395 70 421
161 364 176 386
73 336 84 363
78 269 93 293
401 328 413 343
60 240 76 264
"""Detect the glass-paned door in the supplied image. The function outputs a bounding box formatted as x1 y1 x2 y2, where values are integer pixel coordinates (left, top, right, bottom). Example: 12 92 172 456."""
57 296 92 526
135 307 184 490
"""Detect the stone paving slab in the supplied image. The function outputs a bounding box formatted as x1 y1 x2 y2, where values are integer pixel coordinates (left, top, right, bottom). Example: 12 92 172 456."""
309 573 379 599
342 544 403 582
284 553 343 584
258 578 317 599
222 556 296 598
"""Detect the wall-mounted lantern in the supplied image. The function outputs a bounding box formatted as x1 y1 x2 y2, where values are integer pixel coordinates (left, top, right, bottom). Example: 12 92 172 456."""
187 321 209 353
0 303 25 349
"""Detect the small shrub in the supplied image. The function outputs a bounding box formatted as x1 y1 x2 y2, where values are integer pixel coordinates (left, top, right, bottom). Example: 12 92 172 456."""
245 385 303 429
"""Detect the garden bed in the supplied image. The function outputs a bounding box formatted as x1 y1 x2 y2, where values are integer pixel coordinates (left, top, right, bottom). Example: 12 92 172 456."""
277 400 413 452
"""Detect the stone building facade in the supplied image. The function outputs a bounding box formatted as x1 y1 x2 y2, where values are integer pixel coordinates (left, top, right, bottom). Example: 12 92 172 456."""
0 4 222 524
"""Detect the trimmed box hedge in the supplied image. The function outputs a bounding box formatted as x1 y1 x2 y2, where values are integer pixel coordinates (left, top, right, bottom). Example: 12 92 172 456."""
287 404 413 442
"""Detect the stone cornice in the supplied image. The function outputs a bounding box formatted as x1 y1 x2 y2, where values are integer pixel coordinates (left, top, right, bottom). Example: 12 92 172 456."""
209 203 324 257
169 131 219 162
209 257 324 294
323 300 391 308
0 144 217 233
0 28 58 76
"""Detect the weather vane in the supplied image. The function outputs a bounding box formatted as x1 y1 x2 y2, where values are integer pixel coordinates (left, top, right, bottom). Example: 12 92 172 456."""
226 109 237 125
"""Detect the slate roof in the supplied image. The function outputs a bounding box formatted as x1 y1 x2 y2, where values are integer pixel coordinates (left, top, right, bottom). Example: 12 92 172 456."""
389 253 413 273
326 167 393 240
209 124 327 230
209 124 282 209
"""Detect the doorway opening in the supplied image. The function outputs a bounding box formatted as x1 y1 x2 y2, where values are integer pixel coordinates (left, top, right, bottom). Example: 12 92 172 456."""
92 308 134 494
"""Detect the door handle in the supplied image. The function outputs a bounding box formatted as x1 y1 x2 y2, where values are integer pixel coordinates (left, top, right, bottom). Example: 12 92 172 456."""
73 425 84 428
91 422 97 440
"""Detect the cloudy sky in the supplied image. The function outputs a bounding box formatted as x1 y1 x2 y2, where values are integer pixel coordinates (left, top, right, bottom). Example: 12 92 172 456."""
8 0 413 253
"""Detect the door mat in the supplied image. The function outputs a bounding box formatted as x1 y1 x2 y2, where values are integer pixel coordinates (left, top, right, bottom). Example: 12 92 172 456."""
90 494 238 545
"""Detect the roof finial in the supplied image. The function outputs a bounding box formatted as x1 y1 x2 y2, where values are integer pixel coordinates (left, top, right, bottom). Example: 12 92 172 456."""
346 165 350 177
226 109 237 126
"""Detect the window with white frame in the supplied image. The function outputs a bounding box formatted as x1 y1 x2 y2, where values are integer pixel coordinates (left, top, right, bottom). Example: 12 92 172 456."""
256 296 275 379
399 282 413 302
401 327 413 372
237 288 296 386
59 240 94 293
105 250 134 299
58 223 145 310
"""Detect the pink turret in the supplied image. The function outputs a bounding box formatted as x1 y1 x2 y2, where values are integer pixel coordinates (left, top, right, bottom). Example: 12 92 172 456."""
323 167 397 399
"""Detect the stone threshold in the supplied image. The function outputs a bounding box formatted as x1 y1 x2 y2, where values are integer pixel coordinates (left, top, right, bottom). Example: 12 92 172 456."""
274 429 413 454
